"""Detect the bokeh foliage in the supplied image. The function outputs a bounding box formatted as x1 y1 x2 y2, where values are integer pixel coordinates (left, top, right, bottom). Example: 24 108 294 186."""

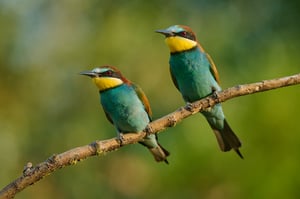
0 0 300 198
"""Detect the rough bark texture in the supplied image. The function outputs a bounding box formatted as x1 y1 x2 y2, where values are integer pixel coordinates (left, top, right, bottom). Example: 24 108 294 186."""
1 73 299 199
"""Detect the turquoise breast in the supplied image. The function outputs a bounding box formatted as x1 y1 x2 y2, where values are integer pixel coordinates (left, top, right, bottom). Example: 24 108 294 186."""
100 84 150 133
170 48 221 102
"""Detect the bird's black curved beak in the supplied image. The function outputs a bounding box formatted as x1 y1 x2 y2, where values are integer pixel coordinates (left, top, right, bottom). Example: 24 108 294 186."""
155 29 174 37
80 70 97 78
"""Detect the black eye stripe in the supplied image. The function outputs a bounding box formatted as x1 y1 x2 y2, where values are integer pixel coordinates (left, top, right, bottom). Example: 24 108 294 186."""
176 31 196 41
104 70 112 76
98 70 121 78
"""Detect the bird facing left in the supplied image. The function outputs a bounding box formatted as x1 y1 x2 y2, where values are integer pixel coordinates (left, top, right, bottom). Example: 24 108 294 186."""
80 66 170 163
156 25 243 158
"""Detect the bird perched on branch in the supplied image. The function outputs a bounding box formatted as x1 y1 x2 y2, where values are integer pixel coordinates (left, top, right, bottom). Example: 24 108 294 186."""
156 25 243 158
80 66 169 163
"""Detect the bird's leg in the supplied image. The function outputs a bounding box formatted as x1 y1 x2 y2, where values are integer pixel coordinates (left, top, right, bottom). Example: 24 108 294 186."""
145 125 153 137
116 131 125 146
211 86 220 102
185 102 194 112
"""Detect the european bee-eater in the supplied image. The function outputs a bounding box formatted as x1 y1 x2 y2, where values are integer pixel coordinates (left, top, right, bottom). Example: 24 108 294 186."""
80 66 169 163
156 25 243 158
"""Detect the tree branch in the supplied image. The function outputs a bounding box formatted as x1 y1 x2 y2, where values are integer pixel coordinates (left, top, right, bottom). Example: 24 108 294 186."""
1 73 299 199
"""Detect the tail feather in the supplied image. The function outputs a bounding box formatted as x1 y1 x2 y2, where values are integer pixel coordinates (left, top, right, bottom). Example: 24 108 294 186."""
139 134 170 164
211 119 243 159
212 129 232 151
148 144 170 164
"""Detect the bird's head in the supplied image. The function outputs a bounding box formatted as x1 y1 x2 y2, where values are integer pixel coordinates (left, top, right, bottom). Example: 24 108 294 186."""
80 66 128 91
156 25 198 53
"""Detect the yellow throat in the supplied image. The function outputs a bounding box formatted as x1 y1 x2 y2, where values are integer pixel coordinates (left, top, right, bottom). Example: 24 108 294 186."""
165 36 197 53
92 77 123 91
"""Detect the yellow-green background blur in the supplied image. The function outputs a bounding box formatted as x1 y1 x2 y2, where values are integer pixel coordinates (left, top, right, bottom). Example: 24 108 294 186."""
1 1 300 198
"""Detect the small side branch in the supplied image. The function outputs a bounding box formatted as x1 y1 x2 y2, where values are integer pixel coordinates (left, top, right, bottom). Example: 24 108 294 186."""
0 73 299 199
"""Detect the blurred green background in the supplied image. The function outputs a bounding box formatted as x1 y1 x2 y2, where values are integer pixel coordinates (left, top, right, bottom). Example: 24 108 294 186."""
1 0 300 198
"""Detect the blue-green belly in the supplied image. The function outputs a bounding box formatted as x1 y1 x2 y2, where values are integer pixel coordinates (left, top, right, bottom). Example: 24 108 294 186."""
100 84 149 133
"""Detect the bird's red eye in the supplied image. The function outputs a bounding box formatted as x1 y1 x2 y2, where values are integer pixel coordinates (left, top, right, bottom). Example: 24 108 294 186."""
100 70 113 77
177 31 196 41
180 31 187 37
106 70 113 76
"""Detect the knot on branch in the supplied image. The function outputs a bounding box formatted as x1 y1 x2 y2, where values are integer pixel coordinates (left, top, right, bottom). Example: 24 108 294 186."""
23 162 33 176
184 103 201 114
48 154 58 163
167 115 177 127
46 154 62 169
91 141 105 156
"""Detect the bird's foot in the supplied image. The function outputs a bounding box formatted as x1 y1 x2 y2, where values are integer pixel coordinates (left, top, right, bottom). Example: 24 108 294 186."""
116 133 125 146
211 89 220 101
185 102 194 112
145 125 153 137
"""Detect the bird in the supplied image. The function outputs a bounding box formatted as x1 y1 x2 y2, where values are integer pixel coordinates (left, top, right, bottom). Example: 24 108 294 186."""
156 25 243 158
80 66 170 163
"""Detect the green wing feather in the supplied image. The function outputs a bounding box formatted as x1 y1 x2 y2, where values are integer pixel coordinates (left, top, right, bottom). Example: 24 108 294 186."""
205 52 220 84
169 52 220 89
103 83 152 125
198 43 220 84
132 83 152 120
